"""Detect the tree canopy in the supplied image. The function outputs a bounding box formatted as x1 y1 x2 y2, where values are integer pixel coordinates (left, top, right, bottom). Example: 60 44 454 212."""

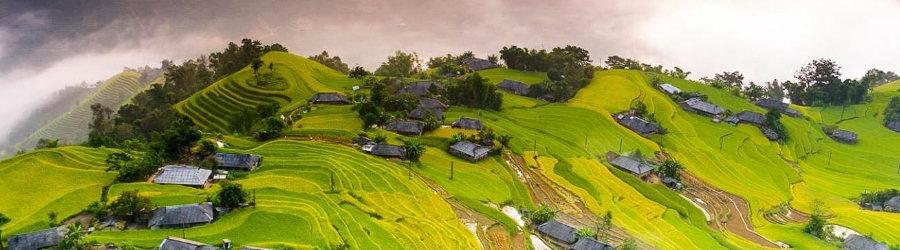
374 51 421 77
309 51 350 73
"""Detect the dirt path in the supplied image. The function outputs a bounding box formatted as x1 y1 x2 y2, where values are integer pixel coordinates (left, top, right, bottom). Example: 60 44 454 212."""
503 150 656 250
680 172 778 248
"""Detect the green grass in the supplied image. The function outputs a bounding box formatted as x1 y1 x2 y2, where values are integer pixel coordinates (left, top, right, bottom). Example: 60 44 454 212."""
23 70 153 148
476 68 549 109
0 146 117 236
87 140 479 249
175 52 362 133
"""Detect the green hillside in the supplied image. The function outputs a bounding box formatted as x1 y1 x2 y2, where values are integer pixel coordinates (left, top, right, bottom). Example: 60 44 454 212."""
88 140 479 249
174 52 362 133
0 146 117 236
22 70 156 148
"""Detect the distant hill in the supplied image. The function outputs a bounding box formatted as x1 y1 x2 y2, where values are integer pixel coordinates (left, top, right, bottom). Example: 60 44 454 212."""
174 51 361 133
17 69 160 150
2 85 97 150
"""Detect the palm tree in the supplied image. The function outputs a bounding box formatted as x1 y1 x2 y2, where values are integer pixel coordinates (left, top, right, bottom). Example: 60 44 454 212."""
0 213 10 250
404 141 425 162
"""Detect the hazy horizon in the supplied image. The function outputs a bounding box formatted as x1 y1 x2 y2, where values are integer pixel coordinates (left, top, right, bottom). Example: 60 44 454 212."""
2 0 899 143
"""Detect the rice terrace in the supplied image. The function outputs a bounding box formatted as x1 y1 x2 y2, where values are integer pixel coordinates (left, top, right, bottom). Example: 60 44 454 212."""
2 1 900 249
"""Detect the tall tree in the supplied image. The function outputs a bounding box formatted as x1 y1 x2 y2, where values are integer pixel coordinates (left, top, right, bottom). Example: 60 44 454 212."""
765 79 785 100
110 190 154 223
374 51 420 77
794 59 842 105
215 181 248 208
309 51 350 73
0 213 9 250
714 71 744 88
403 141 425 162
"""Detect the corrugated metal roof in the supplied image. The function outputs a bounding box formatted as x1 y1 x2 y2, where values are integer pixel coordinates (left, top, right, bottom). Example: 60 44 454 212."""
153 166 212 186
660 83 682 94
609 155 654 175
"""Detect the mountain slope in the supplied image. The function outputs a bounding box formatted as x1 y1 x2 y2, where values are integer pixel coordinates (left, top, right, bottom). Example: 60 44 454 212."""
174 51 361 133
22 70 157 148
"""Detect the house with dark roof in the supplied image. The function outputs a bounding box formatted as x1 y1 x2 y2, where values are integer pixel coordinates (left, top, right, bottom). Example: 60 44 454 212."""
149 202 215 229
400 81 444 97
886 121 900 133
7 226 66 250
449 141 491 162
884 196 900 212
681 98 724 117
310 92 351 105
370 143 406 159
615 114 658 137
535 219 578 247
242 247 276 250
418 98 450 111
152 166 212 187
451 117 484 130
844 235 888 250
214 153 261 171
726 111 767 126
607 151 654 177
158 237 217 250
408 107 444 121
830 129 858 144
755 98 789 111
497 79 530 96
462 57 498 72
762 127 780 141
784 108 802 117
572 237 616 250
659 83 682 95
661 176 682 190
385 120 425 136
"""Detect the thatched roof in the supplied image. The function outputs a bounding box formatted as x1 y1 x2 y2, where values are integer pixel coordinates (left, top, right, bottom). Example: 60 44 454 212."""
843 235 888 250
153 166 212 186
7 226 66 250
214 153 261 171
409 107 444 121
311 92 351 104
451 117 484 130
400 81 444 97
371 143 406 158
618 115 658 135
726 111 766 125
149 202 215 228
830 129 858 144
385 121 425 136
755 98 789 111
681 98 724 116
462 57 498 72
419 98 449 110
158 237 217 250
535 219 577 244
497 79 529 96
763 127 780 141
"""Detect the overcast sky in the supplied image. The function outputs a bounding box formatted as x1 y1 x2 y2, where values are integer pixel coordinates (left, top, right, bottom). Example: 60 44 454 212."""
1 0 898 141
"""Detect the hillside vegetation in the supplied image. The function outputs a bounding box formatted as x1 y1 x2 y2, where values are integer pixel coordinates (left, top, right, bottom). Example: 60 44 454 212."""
174 52 361 133
22 70 157 148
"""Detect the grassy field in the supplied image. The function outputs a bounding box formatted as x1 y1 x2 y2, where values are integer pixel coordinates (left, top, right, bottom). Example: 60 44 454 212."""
0 146 117 236
22 70 154 148
476 68 550 109
174 52 362 133
88 140 479 249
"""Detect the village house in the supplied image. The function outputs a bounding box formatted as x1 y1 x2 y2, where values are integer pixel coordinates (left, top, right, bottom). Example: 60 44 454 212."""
214 153 262 171
418 98 450 111
152 165 213 187
310 92 351 105
497 79 530 96
385 120 425 136
451 117 484 130
6 226 67 250
572 237 616 250
400 81 444 97
726 111 767 126
756 98 803 117
830 129 859 144
370 143 406 159
462 57 498 72
449 140 491 162
535 219 578 247
659 83 682 95
681 98 724 117
886 121 900 133
884 196 900 212
843 235 888 250
762 128 780 141
661 176 683 190
158 237 217 250
606 151 654 178
149 202 215 229
615 113 659 137
408 106 445 121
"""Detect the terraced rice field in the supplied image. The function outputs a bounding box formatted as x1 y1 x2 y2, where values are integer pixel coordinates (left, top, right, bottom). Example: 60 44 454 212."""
88 140 479 249
175 52 361 133
0 146 117 236
24 70 152 147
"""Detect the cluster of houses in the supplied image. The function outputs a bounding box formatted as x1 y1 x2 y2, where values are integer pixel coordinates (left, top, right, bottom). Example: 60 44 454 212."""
358 116 493 162
861 196 900 213
8 233 271 250
534 219 616 250
6 152 264 249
